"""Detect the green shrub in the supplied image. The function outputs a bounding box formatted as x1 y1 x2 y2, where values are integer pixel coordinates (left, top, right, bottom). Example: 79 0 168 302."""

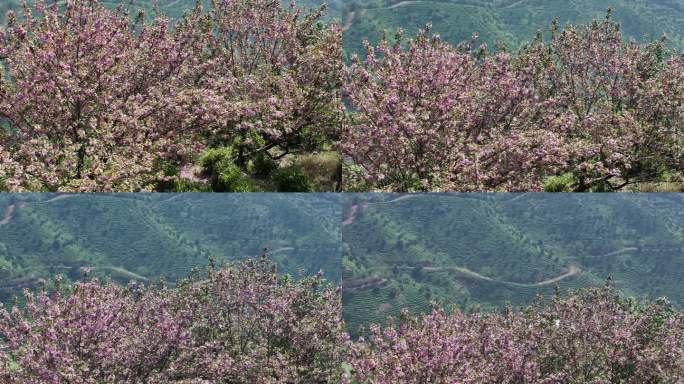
543 173 575 192
156 178 212 192
153 159 211 192
200 147 257 192
272 166 314 192
216 165 257 192
250 152 279 178
294 152 342 191
199 147 232 175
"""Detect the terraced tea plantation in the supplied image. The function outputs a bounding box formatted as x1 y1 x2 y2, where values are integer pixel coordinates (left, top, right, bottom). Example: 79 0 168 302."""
0 193 342 303
3 0 683 56
341 0 684 56
342 193 684 334
5 192 684 335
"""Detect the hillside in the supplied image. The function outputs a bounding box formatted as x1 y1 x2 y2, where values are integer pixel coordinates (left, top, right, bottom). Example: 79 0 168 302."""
342 193 684 333
340 0 684 55
0 193 342 302
5 192 684 335
0 0 200 20
3 1 683 54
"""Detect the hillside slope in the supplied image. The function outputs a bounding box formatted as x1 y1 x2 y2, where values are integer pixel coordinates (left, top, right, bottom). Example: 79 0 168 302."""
0 193 342 302
341 0 684 54
3 1 683 54
342 193 684 332
4 192 684 335
0 0 200 21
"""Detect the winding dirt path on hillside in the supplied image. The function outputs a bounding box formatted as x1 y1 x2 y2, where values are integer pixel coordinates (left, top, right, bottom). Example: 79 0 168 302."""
423 265 495 280
268 247 294 255
365 193 515 206
242 246 295 259
44 194 74 203
345 278 389 291
500 193 531 203
585 247 638 259
163 0 185 10
93 266 150 282
159 193 188 203
363 0 485 13
387 1 424 9
343 204 359 225
0 204 15 226
529 266 581 286
422 264 582 287
361 263 581 289
344 194 414 225
502 0 525 9
365 194 422 205
342 11 355 32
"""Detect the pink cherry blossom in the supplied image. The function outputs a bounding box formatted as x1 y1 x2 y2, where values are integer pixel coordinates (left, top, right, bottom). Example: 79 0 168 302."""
343 17 684 192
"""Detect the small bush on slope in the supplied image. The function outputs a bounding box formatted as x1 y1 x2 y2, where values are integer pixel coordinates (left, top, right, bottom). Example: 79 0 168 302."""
199 147 258 192
273 165 315 192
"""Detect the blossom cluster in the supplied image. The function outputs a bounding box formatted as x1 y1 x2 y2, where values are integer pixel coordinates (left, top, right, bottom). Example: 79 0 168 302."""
1 258 683 383
343 16 684 191
0 0 343 191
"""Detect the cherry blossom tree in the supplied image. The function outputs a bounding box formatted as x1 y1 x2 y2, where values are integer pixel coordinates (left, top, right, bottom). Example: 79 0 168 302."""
0 0 204 191
2 257 684 383
0 0 345 191
186 0 344 170
348 286 684 383
343 16 684 192
524 15 684 191
0 255 349 383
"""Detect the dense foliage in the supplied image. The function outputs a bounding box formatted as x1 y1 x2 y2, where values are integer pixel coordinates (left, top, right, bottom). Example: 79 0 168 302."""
0 0 343 191
343 16 684 191
0 0 202 191
1 257 684 383
1 1 682 192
